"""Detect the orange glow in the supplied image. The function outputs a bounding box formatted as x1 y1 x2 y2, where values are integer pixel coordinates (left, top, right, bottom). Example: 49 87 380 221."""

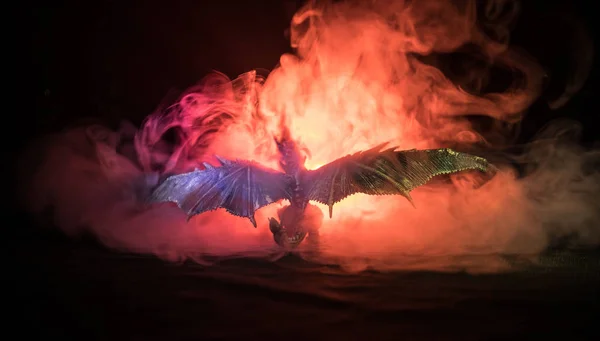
130 0 547 264
25 0 600 274
221 0 543 257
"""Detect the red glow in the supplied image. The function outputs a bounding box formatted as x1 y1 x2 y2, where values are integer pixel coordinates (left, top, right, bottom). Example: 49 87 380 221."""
19 0 600 273
132 0 546 263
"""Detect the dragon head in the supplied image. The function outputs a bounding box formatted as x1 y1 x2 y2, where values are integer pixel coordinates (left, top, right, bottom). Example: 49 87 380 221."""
268 217 307 248
267 203 323 248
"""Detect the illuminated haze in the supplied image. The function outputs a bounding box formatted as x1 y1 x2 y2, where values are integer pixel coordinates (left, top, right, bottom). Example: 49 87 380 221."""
19 0 599 273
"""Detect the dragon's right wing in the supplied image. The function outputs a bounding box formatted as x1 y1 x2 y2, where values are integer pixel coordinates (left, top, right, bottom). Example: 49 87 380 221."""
301 144 494 218
149 157 293 227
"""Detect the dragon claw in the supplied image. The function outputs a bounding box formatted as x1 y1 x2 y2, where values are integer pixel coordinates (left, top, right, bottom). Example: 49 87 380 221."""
402 191 416 208
249 215 257 228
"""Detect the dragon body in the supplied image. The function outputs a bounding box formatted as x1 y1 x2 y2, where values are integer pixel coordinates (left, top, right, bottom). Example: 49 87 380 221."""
149 131 494 248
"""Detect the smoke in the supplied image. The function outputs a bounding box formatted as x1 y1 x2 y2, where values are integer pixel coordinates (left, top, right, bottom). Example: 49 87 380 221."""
19 0 599 273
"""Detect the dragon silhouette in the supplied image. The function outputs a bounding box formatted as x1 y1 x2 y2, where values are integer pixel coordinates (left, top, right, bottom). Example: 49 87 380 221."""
148 129 495 248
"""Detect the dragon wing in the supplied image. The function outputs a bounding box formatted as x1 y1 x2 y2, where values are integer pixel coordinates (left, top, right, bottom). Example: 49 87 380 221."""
301 144 493 218
148 157 293 227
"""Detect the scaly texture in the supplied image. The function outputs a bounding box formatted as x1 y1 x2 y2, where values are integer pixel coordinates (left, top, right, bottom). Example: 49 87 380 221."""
147 141 494 247
301 145 492 217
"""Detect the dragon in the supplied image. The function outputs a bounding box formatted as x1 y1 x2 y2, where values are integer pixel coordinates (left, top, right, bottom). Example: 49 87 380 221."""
148 129 495 249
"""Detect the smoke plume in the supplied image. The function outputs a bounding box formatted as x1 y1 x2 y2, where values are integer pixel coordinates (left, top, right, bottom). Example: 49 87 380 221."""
19 0 599 273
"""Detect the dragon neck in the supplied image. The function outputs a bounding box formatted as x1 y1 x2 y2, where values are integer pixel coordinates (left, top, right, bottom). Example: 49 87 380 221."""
275 132 306 176
275 128 309 211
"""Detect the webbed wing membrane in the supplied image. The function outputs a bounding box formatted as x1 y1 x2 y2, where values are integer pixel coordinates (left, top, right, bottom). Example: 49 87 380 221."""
302 144 492 218
148 157 293 227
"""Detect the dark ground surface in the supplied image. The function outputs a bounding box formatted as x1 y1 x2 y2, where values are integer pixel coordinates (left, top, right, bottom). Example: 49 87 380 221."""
11 1 600 340
10 221 600 341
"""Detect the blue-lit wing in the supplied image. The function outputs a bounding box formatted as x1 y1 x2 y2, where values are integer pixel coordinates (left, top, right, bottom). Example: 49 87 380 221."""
148 157 293 227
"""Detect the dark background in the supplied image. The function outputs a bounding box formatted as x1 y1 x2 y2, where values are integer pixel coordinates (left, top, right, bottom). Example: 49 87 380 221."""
11 1 600 340
15 0 600 145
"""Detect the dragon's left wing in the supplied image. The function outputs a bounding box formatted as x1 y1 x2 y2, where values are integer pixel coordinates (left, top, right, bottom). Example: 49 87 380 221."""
301 144 494 218
149 157 293 227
